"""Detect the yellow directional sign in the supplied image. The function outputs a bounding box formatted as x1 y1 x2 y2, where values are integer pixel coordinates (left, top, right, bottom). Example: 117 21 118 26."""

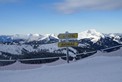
58 42 78 47
58 33 78 39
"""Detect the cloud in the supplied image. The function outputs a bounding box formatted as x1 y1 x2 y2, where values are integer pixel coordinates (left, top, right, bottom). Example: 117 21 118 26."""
0 0 20 3
55 0 122 14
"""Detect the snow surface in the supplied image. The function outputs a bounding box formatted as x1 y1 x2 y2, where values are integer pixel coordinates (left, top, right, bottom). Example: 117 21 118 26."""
0 49 122 82
0 59 66 70
96 48 122 57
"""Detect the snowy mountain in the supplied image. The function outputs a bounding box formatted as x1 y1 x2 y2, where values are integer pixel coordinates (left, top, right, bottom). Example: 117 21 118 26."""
0 29 122 44
39 34 59 43
0 29 122 60
78 29 105 43
0 35 12 43
0 34 58 44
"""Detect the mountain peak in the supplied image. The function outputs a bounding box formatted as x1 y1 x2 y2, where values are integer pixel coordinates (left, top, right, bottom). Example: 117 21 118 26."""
78 29 105 43
86 29 97 34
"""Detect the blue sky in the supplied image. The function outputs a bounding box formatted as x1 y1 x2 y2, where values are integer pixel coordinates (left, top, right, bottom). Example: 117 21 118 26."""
0 0 122 35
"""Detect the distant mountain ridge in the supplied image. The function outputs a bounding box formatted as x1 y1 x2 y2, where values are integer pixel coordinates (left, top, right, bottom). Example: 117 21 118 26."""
0 29 122 44
0 34 59 44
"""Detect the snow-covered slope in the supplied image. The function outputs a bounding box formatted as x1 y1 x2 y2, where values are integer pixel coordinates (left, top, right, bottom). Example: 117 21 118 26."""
0 43 77 55
0 44 36 55
90 47 122 58
0 54 122 82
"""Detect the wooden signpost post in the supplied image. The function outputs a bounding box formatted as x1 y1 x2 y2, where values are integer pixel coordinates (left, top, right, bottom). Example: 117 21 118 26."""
58 31 78 63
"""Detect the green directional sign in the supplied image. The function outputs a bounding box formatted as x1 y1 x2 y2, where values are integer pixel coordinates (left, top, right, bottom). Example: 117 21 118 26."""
58 42 78 47
58 33 78 39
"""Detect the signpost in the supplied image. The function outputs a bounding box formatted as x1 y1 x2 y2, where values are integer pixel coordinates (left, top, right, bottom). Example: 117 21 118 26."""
58 31 78 63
